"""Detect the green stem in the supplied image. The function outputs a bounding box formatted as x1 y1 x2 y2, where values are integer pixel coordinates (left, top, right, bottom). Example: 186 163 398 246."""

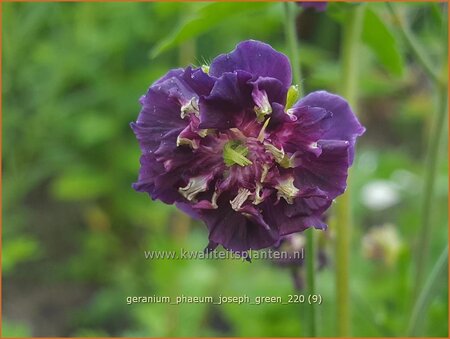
306 229 318 337
341 5 365 107
414 83 448 297
334 195 351 337
283 3 313 336
386 3 443 86
407 246 448 336
335 4 365 337
284 2 303 95
386 2 448 299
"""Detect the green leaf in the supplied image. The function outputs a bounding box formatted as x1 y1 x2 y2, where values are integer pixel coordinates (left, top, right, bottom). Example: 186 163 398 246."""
3 237 41 274
51 169 111 200
74 113 119 147
362 8 404 76
2 319 32 338
430 2 444 28
150 2 271 58
326 2 362 23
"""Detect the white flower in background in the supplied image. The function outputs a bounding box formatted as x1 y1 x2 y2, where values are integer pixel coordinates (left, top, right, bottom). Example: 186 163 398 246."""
361 180 401 211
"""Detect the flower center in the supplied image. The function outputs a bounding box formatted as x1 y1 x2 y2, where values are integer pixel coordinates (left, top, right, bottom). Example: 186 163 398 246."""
222 140 253 167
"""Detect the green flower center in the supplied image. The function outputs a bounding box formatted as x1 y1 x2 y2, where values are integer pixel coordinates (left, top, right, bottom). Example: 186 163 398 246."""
223 140 253 167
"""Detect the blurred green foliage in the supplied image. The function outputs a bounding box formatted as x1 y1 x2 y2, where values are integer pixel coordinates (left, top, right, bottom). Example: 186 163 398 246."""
2 2 448 337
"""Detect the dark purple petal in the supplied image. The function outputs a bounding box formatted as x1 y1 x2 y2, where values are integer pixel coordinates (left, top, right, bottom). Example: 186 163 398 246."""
293 105 333 130
293 139 350 200
133 154 186 204
283 187 330 218
266 105 332 159
268 103 297 130
200 197 279 251
176 202 202 220
132 67 214 154
132 67 217 203
156 66 215 98
250 76 287 106
209 40 292 88
199 71 253 130
238 204 272 231
294 91 365 163
154 68 184 84
179 66 216 97
262 195 330 236
131 95 184 154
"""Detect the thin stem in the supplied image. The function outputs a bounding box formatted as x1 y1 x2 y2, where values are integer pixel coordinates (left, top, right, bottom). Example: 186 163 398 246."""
386 3 443 86
284 2 303 95
407 245 448 336
341 5 365 107
334 195 351 337
387 2 448 299
335 4 365 337
306 229 318 337
414 83 448 297
290 267 307 337
283 3 313 336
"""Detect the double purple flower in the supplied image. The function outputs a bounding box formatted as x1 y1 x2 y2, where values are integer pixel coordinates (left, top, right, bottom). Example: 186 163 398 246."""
132 40 364 252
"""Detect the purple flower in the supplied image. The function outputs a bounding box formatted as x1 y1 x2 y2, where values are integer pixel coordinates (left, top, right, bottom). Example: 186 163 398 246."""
132 40 364 252
298 2 328 12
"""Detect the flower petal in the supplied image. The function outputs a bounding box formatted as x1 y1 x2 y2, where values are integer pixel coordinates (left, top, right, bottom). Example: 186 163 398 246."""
250 76 287 106
200 196 278 251
262 195 330 236
267 104 332 158
294 91 365 163
268 102 297 130
133 154 187 204
132 67 214 154
176 201 202 220
293 139 351 200
198 71 253 130
209 40 292 88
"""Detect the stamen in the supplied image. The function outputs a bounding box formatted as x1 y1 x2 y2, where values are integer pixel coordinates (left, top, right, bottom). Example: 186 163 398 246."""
201 65 210 74
275 176 300 204
264 143 294 168
177 136 199 149
253 183 264 205
197 129 210 138
257 117 271 142
210 191 219 209
260 164 269 183
179 175 211 201
253 90 272 122
230 188 251 211
285 108 298 121
180 97 199 119
264 143 285 163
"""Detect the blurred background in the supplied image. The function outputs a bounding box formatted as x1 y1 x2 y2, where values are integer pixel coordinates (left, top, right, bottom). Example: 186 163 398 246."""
2 2 448 337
